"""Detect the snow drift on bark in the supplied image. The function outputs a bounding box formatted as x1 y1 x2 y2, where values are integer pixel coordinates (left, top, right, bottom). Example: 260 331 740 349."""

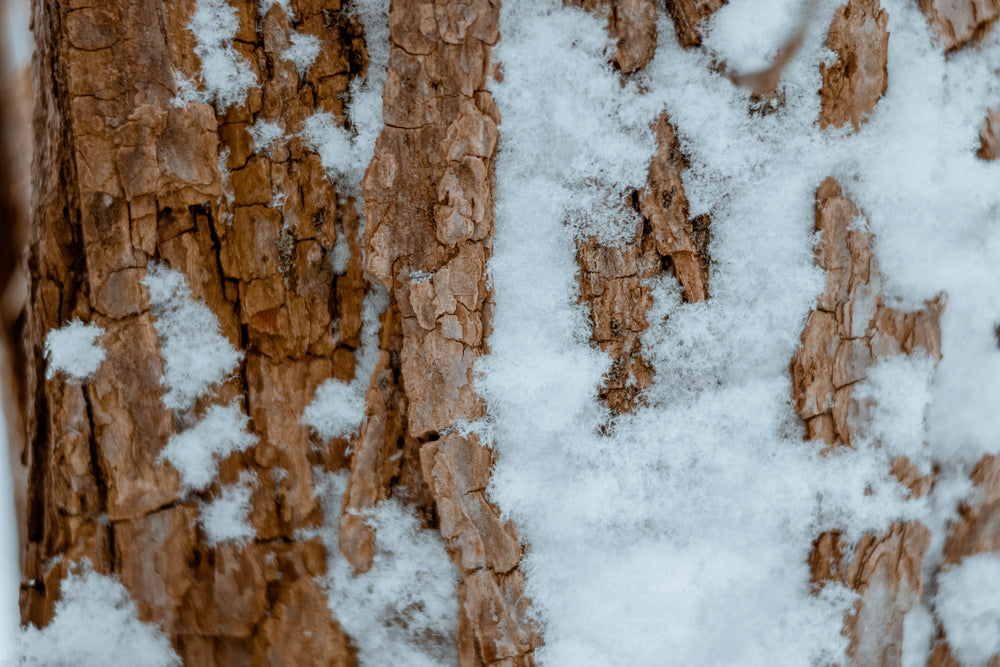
312 471 459 666
13 567 180 666
483 0 1000 663
144 265 242 411
44 320 105 380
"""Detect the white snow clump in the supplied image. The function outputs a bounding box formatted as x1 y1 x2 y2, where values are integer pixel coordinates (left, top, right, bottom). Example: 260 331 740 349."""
44 320 105 380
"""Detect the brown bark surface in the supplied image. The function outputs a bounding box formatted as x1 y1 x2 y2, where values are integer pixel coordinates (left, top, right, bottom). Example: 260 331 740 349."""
18 0 371 662
570 1 710 414
664 0 727 48
791 17 952 661
919 0 1000 52
12 0 1000 664
819 0 889 131
356 2 540 663
979 108 1000 160
795 179 941 667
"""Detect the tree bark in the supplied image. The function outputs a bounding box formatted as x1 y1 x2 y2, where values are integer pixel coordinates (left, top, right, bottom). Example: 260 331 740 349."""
10 0 1000 665
18 0 371 662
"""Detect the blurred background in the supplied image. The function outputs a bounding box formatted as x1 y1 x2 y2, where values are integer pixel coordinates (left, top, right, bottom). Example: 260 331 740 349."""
1 0 33 655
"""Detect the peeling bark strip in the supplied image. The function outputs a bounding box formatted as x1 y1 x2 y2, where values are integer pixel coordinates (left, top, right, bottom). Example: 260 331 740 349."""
793 179 942 666
663 0 727 48
563 0 657 73
978 109 1000 160
21 0 378 661
819 0 889 131
357 1 541 664
919 0 1000 52
577 113 710 412
568 2 709 413
790 179 943 449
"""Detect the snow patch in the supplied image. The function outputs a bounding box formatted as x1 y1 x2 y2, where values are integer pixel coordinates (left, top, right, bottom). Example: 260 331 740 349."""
188 0 257 109
200 473 257 545
284 31 321 76
248 119 286 154
160 403 256 491
44 320 105 381
703 0 812 73
12 566 180 667
302 379 366 441
144 265 243 411
935 553 1000 666
852 355 937 474
330 221 352 275
314 471 459 666
902 605 935 667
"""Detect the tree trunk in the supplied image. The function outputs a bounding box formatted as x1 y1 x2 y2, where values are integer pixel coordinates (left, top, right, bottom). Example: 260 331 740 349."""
9 0 1000 665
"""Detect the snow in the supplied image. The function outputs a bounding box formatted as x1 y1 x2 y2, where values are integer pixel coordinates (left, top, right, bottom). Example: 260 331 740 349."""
330 221 351 275
284 31 321 77
160 403 256 491
144 265 243 411
935 553 1000 666
187 0 257 109
200 473 257 545
303 284 388 442
703 0 812 73
9 0 1000 663
484 0 1000 664
852 355 937 475
902 605 935 667
248 119 286 154
12 566 180 667
300 0 389 195
312 471 459 666
44 320 105 381
301 379 366 441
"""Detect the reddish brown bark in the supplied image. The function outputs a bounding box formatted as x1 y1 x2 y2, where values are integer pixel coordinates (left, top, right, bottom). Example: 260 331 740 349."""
12 0 1000 664
819 0 889 131
919 0 1000 52
570 1 710 414
17 0 372 662
795 178 942 667
354 2 541 663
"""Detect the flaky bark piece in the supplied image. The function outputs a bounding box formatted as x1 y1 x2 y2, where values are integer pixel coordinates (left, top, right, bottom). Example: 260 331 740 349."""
358 2 541 664
19 0 377 661
664 0 727 48
795 179 943 666
819 0 889 131
919 0 1000 52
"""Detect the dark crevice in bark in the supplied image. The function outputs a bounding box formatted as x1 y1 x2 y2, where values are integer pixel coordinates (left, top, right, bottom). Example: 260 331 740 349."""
80 387 109 526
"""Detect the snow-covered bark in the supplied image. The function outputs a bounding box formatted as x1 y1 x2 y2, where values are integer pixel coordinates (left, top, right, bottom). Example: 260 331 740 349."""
10 0 1000 664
